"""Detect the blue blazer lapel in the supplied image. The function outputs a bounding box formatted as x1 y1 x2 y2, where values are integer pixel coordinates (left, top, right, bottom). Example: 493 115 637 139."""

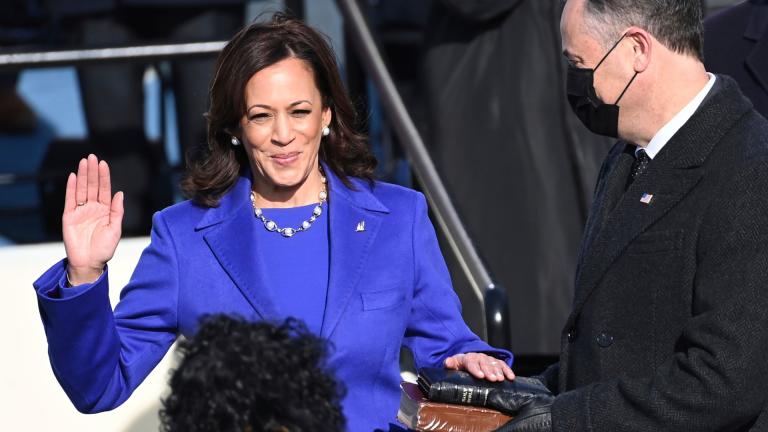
320 167 389 339
197 175 280 320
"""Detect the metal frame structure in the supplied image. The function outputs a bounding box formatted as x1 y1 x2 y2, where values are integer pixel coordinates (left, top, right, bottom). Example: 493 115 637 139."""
0 42 226 71
334 0 509 347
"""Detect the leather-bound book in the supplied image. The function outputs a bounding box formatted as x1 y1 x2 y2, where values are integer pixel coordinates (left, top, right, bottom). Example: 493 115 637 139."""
397 382 512 432
417 368 552 415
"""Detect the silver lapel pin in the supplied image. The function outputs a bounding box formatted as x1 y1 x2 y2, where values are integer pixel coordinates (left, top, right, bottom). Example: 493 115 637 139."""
356 221 366 232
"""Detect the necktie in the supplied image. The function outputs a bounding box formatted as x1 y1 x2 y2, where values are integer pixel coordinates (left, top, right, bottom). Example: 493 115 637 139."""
627 149 650 188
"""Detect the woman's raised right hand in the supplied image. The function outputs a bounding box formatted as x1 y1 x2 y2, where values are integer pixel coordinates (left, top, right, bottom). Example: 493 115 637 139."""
63 154 124 286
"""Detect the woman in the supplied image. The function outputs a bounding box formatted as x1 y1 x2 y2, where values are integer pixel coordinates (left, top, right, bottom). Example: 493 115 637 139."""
33 14 514 431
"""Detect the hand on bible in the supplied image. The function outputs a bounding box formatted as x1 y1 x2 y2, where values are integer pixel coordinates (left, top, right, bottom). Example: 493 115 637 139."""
444 352 515 382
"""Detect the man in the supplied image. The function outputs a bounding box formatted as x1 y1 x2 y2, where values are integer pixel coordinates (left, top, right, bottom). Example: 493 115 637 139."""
499 0 768 430
705 0 768 120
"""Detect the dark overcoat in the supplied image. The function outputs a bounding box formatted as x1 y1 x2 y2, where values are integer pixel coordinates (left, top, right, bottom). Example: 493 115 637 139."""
705 0 768 120
541 76 768 431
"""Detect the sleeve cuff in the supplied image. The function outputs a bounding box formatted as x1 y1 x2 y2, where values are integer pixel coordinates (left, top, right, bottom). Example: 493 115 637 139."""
552 386 592 432
446 341 514 368
34 259 108 301
535 363 560 394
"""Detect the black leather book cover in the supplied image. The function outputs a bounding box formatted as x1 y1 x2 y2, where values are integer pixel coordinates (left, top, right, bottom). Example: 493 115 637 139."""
417 368 551 415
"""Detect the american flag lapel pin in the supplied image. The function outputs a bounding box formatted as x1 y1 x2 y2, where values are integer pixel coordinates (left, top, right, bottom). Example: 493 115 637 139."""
640 193 654 205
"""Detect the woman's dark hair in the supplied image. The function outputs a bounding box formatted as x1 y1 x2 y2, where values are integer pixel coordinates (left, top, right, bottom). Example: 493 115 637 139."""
182 13 376 207
159 315 346 432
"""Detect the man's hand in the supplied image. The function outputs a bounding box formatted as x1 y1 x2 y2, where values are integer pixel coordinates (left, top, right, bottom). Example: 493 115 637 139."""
494 391 553 432
444 352 516 382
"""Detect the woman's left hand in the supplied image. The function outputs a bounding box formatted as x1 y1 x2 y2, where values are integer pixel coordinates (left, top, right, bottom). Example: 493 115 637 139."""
444 352 516 382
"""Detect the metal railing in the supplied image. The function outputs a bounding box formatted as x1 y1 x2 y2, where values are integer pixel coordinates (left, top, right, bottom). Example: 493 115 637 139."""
0 4 510 347
335 0 509 346
0 42 226 71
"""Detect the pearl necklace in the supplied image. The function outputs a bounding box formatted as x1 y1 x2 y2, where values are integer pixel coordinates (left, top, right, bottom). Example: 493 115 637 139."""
250 174 328 238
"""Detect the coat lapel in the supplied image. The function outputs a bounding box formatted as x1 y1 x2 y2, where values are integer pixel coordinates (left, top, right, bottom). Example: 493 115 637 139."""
575 144 633 283
196 168 391 328
745 3 768 96
570 76 752 317
572 166 703 311
320 168 388 339
197 175 280 320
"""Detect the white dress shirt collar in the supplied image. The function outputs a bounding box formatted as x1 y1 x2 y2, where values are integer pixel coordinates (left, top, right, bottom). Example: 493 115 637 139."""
637 73 716 159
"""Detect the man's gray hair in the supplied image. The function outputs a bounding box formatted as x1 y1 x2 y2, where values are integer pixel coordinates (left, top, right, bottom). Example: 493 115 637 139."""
582 0 704 61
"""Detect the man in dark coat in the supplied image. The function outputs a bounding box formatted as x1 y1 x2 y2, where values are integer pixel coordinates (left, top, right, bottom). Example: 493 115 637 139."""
705 0 768 120
499 0 768 430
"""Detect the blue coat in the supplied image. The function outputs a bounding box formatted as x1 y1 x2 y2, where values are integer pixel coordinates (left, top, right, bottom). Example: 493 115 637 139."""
34 167 512 431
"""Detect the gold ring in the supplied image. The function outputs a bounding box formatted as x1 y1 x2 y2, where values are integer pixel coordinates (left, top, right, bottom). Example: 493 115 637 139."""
77 202 85 206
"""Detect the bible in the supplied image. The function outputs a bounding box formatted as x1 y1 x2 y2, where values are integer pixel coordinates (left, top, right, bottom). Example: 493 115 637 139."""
397 382 512 432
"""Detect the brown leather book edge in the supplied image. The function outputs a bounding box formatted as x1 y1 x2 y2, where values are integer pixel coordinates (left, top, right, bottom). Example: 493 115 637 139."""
397 381 512 432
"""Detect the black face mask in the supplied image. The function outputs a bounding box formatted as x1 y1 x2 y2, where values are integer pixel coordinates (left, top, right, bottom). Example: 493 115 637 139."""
566 34 638 138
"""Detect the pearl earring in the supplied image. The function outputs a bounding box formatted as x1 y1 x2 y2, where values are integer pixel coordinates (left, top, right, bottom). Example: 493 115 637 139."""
322 126 330 137
230 136 241 146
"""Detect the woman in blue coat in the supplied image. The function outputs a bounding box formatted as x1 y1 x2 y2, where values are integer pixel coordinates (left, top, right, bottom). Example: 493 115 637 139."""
33 14 514 431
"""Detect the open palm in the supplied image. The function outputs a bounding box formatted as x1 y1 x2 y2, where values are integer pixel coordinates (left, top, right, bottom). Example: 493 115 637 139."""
62 154 124 285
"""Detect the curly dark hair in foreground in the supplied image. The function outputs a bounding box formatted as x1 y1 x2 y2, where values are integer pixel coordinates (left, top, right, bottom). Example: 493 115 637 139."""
160 315 346 432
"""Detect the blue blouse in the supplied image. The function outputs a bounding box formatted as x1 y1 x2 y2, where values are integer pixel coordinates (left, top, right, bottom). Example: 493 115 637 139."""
254 202 329 335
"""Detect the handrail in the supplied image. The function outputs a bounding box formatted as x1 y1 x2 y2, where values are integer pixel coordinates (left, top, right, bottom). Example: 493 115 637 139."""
335 0 510 345
0 41 226 71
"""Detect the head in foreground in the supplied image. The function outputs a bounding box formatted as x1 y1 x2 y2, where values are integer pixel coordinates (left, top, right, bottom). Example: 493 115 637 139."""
160 315 345 432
